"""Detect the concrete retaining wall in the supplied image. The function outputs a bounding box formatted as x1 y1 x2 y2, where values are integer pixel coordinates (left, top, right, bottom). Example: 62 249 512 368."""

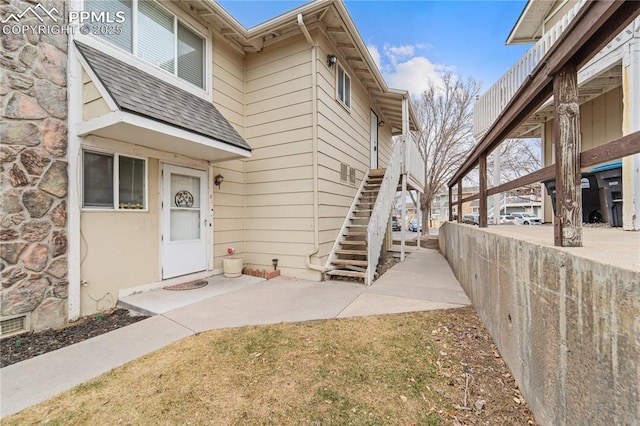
439 222 639 425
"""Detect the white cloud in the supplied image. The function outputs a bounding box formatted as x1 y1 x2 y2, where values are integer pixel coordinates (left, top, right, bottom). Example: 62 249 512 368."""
368 43 450 96
367 44 382 70
386 56 447 96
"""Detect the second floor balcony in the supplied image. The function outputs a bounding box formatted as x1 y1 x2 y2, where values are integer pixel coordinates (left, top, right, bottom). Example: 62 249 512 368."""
473 0 638 141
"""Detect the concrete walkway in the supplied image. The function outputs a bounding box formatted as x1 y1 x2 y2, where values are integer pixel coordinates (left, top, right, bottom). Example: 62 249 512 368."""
0 249 469 418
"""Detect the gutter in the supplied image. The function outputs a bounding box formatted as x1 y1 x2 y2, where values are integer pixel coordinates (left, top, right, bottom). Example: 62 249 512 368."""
298 14 327 275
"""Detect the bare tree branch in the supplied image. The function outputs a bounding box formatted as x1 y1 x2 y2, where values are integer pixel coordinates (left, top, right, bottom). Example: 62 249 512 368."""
413 73 480 235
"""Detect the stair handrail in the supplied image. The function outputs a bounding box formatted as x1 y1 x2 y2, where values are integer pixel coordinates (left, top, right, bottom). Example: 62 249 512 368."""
324 170 370 270
366 136 405 285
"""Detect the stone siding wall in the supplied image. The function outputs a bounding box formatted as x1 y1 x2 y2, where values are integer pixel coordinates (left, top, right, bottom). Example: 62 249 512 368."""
1 0 69 330
439 223 639 425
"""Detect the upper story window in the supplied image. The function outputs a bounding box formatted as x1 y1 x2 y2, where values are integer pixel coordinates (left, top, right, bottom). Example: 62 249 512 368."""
336 64 351 109
85 0 205 89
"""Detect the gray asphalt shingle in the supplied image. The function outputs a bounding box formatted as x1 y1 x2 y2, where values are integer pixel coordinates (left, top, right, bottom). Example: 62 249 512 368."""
75 41 251 152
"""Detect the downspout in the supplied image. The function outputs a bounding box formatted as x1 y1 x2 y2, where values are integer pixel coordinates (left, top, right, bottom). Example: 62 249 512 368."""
298 14 327 275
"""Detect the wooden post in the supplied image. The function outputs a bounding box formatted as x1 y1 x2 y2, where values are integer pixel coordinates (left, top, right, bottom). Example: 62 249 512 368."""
553 61 582 247
457 180 463 222
479 155 488 227
448 186 453 221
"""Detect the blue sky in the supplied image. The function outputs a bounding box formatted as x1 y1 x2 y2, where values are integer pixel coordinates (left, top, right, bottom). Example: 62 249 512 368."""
218 0 531 95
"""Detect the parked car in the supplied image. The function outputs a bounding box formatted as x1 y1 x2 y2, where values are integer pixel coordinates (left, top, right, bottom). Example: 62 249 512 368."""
462 214 479 225
500 215 517 224
511 212 542 225
408 218 422 232
392 217 401 231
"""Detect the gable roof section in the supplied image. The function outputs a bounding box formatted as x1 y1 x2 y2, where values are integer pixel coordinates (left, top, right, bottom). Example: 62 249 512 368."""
74 40 251 152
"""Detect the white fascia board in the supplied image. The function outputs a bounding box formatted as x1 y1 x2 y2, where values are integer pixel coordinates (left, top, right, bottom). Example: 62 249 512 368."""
77 111 251 160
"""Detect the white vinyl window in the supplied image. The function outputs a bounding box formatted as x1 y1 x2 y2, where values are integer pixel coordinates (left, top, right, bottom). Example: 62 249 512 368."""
82 150 147 210
85 0 205 89
336 64 351 109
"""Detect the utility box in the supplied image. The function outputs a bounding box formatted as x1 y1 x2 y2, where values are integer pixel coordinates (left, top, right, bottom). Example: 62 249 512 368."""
543 173 601 224
593 162 623 227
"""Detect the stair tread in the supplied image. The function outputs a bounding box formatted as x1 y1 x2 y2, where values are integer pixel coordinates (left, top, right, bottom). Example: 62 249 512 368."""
331 259 368 266
326 270 366 278
340 241 367 246
335 249 367 255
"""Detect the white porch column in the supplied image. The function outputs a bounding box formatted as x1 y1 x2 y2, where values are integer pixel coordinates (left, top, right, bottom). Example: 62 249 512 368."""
622 22 640 231
493 148 501 224
400 97 409 261
67 3 82 321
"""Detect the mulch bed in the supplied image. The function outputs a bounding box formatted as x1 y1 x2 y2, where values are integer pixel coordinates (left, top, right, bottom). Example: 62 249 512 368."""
0 309 148 368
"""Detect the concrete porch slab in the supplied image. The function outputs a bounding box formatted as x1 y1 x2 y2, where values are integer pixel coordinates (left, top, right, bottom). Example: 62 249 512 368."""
118 274 264 315
162 276 365 332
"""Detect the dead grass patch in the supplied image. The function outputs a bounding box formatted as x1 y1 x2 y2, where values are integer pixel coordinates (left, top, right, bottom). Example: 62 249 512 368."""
4 307 535 425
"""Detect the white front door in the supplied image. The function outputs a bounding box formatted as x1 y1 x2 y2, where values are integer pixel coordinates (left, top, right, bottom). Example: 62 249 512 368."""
370 110 379 169
162 164 208 279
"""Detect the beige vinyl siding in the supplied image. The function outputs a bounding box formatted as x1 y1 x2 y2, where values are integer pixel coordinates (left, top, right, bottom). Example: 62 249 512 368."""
243 36 315 278
211 37 248 270
81 69 111 121
212 160 246 270
377 126 393 167
212 34 245 135
315 32 390 265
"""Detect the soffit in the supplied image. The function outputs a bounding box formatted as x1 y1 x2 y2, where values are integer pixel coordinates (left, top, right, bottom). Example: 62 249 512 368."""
506 0 557 45
184 0 417 134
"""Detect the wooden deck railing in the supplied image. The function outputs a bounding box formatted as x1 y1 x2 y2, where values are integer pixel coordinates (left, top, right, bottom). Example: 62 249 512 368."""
473 0 587 139
405 134 425 191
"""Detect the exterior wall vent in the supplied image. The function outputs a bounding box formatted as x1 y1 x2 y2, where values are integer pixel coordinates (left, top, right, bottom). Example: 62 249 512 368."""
349 167 356 185
340 163 348 182
1 313 30 337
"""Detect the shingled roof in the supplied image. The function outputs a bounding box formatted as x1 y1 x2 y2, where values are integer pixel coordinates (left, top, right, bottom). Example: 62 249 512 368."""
74 41 251 152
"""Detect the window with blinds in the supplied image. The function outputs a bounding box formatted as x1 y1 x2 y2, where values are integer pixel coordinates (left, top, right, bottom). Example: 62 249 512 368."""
84 0 205 89
85 0 133 52
177 22 204 89
138 0 174 73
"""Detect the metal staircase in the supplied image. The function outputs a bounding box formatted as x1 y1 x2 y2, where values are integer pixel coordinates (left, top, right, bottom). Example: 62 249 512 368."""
325 136 406 285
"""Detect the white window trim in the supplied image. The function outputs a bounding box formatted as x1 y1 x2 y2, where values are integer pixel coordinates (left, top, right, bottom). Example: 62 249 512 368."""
81 148 149 212
335 62 352 112
76 0 212 101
